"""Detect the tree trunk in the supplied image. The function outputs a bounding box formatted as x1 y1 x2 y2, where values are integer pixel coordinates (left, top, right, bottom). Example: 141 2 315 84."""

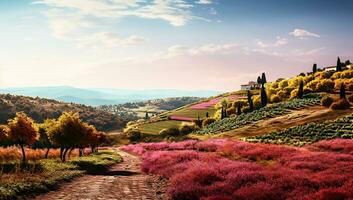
91 146 95 154
20 144 26 163
63 148 69 162
68 148 74 159
79 148 83 157
60 147 64 161
45 148 50 159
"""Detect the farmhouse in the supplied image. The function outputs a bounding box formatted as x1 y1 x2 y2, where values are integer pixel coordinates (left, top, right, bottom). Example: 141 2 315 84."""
241 81 261 90
323 66 336 72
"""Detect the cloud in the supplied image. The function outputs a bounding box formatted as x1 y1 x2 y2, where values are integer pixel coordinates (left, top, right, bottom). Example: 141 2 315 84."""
33 0 206 27
256 36 288 48
289 29 320 39
209 7 217 15
195 0 213 4
77 32 146 48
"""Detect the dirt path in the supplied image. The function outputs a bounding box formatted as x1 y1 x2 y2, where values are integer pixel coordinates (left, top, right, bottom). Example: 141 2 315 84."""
210 106 353 139
33 150 166 200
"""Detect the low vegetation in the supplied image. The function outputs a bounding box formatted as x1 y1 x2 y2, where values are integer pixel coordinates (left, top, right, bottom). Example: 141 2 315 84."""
121 139 353 200
246 114 353 146
194 96 320 135
0 150 121 199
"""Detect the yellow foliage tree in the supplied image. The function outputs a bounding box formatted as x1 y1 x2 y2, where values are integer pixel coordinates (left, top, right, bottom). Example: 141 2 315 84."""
7 112 38 162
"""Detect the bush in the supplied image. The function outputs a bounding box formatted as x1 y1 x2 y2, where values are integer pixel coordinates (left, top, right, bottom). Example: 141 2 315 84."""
330 99 351 110
179 123 196 135
159 128 180 137
270 95 281 103
125 129 142 142
321 95 334 107
276 90 287 99
316 79 335 93
226 107 236 116
202 118 216 127
290 89 298 99
241 106 251 114
303 87 313 94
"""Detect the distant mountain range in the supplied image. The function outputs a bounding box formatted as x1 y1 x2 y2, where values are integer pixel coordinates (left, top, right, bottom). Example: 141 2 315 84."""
0 86 221 106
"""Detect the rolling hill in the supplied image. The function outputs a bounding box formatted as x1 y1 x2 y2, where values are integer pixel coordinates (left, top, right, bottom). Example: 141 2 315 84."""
0 86 221 106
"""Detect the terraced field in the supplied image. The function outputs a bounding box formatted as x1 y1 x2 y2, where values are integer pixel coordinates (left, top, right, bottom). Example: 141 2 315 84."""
246 113 353 146
194 97 321 135
138 120 183 134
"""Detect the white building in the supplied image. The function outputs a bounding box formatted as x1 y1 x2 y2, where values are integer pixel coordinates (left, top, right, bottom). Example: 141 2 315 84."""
241 81 261 90
323 66 337 72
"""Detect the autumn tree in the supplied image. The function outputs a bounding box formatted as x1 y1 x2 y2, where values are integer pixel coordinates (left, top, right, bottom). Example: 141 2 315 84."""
47 112 86 162
7 112 38 162
0 125 9 142
37 119 56 158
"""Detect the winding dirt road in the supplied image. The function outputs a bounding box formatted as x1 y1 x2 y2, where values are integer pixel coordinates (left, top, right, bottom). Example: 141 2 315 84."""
33 151 166 200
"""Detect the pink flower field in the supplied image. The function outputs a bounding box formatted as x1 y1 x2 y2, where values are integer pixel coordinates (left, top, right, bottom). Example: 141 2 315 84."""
190 95 246 109
121 139 353 200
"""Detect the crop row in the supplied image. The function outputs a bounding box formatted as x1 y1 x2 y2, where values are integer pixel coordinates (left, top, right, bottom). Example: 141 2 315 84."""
194 97 320 135
246 114 353 146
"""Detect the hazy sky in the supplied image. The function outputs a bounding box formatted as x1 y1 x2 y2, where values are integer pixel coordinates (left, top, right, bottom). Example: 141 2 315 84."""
0 0 353 91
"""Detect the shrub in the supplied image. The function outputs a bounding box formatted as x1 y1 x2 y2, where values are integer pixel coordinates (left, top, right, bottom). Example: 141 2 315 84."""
316 79 335 93
241 106 251 113
179 123 196 135
202 118 216 127
321 95 334 107
125 129 142 142
330 99 351 110
159 127 180 137
290 89 298 99
303 87 313 94
277 90 287 99
226 107 236 116
270 95 281 103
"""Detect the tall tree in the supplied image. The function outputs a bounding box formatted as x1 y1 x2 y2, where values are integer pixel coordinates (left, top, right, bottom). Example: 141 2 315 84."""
261 85 268 107
340 83 346 99
247 90 254 111
8 112 38 162
257 76 262 84
337 57 342 71
261 73 267 85
298 80 304 99
312 63 317 74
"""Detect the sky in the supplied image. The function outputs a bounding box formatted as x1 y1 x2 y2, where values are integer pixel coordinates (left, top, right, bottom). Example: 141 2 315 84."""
0 0 353 91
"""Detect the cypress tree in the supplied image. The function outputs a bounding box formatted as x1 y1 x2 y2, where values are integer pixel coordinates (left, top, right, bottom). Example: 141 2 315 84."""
340 83 346 99
312 63 317 74
261 73 267 85
298 80 304 99
257 76 262 84
261 85 267 107
247 90 254 111
221 107 224 119
237 103 242 115
145 112 149 120
205 112 209 118
337 57 342 71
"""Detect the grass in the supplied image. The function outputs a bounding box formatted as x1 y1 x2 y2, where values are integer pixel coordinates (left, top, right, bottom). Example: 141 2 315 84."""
0 150 122 199
139 120 183 134
168 107 216 119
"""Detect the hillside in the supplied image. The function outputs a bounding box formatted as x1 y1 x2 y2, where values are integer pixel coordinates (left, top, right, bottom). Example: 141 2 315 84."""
0 94 134 131
0 86 220 106
125 60 353 141
98 97 204 118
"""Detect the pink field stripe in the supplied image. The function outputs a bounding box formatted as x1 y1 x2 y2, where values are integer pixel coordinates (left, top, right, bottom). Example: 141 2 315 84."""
190 95 247 110
169 116 194 122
